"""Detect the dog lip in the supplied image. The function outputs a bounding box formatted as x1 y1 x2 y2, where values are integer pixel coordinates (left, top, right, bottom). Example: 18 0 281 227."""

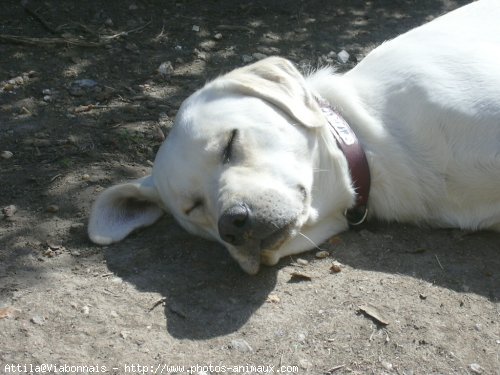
259 223 293 251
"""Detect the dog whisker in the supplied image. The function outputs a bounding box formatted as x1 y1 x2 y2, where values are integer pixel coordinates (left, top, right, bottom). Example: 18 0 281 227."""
298 232 325 251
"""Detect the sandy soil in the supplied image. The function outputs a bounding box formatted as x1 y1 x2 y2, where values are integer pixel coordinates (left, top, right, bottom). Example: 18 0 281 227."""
1 0 498 374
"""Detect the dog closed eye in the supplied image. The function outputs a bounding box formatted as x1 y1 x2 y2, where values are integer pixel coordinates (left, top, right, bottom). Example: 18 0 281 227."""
184 198 204 216
222 129 238 164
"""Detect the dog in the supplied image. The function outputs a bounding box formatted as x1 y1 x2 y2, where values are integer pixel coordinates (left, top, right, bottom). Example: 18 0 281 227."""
89 0 500 274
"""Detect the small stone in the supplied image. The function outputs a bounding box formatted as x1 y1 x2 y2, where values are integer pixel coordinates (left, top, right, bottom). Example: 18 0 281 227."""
30 315 45 325
474 323 482 331
252 52 267 60
330 263 342 273
298 359 312 369
337 49 350 64
297 258 309 266
81 173 91 180
46 204 59 213
157 61 174 77
120 331 129 339
214 33 223 40
81 305 90 315
266 294 280 303
104 18 113 27
1 151 13 159
110 310 119 318
128 3 138 10
381 361 393 371
469 363 483 374
0 306 21 319
2 204 17 217
242 55 254 63
14 76 24 85
42 88 51 95
315 250 329 258
192 25 200 32
47 239 62 250
3 83 14 91
43 95 52 102
297 333 307 342
229 339 253 352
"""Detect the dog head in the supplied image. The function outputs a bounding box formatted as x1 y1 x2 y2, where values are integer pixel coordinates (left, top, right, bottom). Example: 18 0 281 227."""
89 57 346 274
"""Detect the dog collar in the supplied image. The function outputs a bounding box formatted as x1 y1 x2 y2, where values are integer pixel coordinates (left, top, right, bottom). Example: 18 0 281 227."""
316 97 371 225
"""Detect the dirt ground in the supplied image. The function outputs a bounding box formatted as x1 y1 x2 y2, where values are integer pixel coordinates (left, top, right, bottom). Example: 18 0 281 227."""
1 0 499 374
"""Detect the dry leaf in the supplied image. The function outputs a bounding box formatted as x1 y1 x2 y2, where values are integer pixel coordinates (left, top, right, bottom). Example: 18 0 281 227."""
266 294 281 303
358 303 390 325
330 263 342 273
290 272 312 282
0 306 20 319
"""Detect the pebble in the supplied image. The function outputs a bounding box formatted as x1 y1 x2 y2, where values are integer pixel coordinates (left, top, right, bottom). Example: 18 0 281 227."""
337 49 350 64
297 258 309 265
242 55 254 63
3 83 15 91
297 332 307 342
315 250 329 258
81 305 90 315
252 52 267 60
1 150 13 159
30 315 45 325
81 173 91 180
120 331 129 339
192 25 200 32
469 363 483 374
381 361 393 371
229 339 253 352
298 359 312 369
43 95 52 102
330 263 342 273
42 88 51 95
214 33 223 40
157 61 174 77
46 204 60 213
2 204 17 217
110 310 119 318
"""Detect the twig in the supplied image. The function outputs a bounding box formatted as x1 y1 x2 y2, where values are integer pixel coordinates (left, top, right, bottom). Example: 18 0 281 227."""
148 297 167 312
21 0 60 35
434 254 444 270
326 364 345 373
0 34 103 47
100 21 151 40
217 24 253 32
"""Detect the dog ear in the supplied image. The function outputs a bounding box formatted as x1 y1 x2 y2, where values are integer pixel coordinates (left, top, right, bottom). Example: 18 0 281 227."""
88 175 165 245
220 57 326 128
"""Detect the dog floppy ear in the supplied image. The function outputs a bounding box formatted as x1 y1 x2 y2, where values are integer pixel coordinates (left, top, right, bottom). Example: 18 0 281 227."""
219 56 326 128
88 175 165 245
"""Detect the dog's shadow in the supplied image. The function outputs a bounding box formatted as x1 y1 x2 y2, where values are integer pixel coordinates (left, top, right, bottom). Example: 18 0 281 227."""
104 216 279 339
105 217 499 340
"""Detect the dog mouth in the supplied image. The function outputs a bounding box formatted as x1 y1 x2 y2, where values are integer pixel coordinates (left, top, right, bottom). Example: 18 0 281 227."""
227 221 296 275
259 224 292 251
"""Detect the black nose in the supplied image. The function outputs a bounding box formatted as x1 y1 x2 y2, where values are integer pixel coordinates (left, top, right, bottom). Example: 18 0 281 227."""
218 203 251 246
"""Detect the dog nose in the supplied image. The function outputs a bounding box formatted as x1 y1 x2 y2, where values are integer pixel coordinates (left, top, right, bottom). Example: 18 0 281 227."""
218 203 251 246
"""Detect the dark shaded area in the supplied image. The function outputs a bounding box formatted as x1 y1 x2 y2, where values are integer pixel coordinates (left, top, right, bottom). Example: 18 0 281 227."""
3 0 494 346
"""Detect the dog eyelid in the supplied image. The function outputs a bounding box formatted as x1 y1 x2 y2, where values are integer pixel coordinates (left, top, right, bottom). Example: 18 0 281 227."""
184 199 204 215
222 129 238 164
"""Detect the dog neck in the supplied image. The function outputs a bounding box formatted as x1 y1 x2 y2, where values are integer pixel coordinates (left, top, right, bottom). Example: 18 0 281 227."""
316 96 371 225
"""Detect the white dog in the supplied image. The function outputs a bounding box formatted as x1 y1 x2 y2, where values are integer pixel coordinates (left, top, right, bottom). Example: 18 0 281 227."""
89 0 500 274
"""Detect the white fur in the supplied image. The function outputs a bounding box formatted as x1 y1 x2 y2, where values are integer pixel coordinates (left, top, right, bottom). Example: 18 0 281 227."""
89 0 500 274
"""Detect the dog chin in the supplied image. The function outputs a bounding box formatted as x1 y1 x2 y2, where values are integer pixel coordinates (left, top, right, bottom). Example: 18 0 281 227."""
226 222 298 274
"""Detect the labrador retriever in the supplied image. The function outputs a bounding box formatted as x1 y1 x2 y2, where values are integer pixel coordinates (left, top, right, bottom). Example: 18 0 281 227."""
89 0 500 274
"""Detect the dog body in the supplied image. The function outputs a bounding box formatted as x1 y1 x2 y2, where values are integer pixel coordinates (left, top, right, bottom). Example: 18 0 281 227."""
89 0 500 274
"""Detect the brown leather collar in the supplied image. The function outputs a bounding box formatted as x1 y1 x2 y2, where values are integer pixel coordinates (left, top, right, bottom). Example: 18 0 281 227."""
317 97 371 225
